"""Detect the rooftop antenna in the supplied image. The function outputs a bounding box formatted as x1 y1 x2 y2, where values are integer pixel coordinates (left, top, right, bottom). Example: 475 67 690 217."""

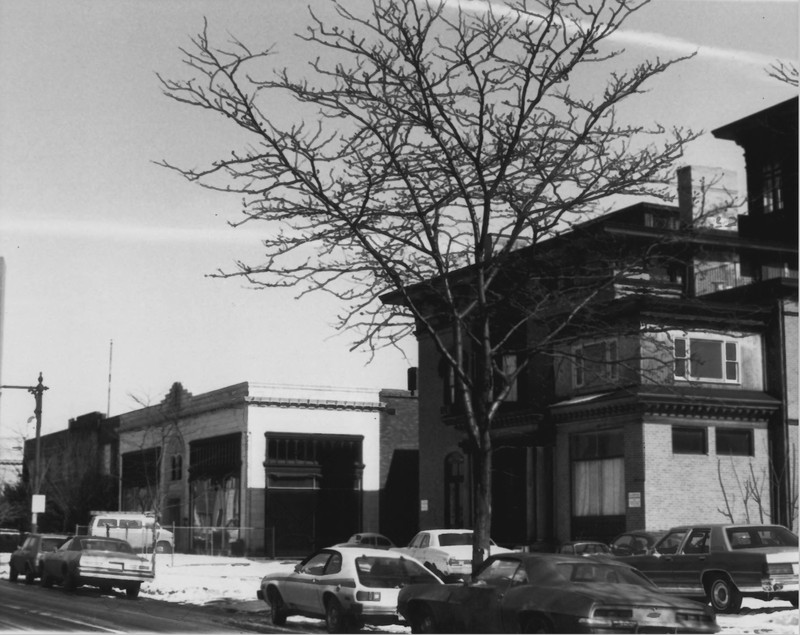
106 339 113 417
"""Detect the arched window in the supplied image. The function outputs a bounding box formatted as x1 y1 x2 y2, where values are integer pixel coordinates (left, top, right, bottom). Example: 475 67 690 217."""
444 452 465 528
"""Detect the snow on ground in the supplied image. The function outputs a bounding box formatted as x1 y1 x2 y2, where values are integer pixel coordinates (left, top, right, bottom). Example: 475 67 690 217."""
1 552 797 633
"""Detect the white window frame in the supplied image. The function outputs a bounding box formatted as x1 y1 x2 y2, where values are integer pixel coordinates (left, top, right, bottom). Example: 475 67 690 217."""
572 339 619 388
673 335 740 383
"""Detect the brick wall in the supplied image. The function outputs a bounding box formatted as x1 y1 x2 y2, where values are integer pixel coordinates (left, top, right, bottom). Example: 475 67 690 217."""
644 422 770 528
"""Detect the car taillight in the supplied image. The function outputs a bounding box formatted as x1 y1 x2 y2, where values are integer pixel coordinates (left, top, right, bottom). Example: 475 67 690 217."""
766 563 794 576
579 607 636 631
356 591 381 601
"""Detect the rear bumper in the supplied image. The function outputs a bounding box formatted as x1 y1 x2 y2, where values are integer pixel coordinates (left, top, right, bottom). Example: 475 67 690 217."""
78 566 153 583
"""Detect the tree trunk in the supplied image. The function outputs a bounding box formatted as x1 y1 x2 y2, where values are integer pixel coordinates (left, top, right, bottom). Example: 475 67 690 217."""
471 426 493 573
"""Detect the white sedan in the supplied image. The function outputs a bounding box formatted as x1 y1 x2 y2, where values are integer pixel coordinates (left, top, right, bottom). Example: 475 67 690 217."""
394 529 511 581
257 545 441 633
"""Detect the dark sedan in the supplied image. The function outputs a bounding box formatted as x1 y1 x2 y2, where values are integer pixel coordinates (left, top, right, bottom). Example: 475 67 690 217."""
397 552 718 633
9 533 71 584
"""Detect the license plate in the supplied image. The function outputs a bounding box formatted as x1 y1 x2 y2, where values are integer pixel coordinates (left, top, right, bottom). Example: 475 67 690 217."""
108 562 124 570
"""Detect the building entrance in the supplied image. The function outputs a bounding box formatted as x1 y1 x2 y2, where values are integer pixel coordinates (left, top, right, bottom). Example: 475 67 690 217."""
265 433 363 556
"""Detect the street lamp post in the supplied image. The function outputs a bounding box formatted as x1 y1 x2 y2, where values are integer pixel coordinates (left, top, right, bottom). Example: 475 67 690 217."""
1 372 49 532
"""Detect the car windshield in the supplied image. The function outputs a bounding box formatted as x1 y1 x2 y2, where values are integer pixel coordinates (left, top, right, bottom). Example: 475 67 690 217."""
82 539 133 553
554 562 652 587
438 533 473 546
355 556 437 588
726 526 799 549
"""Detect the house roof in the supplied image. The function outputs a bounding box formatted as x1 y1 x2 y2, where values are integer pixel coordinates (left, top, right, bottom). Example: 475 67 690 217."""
711 96 798 142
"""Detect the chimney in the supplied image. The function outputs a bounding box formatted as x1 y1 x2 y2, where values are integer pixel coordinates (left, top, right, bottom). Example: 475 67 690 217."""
677 165 739 229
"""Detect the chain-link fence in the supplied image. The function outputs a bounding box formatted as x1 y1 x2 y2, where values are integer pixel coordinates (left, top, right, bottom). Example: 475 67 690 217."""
74 523 274 558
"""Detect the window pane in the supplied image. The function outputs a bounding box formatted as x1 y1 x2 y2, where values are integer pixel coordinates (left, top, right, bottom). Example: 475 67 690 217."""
690 339 723 379
672 427 706 454
570 429 625 459
572 457 625 516
716 428 752 456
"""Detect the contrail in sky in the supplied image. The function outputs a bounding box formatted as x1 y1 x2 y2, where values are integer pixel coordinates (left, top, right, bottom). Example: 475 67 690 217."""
0 218 262 245
446 0 790 69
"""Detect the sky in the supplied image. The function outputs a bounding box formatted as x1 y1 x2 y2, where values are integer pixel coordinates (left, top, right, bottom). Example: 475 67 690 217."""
0 0 797 459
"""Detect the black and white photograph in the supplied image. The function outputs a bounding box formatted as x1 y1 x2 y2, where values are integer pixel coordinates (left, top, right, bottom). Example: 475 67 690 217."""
0 0 797 632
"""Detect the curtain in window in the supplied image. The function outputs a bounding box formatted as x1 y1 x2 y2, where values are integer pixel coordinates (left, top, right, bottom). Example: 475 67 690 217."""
572 457 625 516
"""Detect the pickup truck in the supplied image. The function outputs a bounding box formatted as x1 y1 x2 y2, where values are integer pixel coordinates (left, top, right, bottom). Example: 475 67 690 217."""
620 524 798 613
89 511 174 554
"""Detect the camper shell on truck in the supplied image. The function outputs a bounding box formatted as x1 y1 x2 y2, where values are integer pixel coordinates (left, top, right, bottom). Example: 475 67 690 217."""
89 511 174 554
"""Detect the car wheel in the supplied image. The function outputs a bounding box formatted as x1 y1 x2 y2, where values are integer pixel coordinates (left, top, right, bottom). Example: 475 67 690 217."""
410 606 438 634
267 588 288 626
126 583 141 599
156 541 173 554
24 566 35 585
41 571 54 588
522 615 552 633
325 597 348 633
8 563 18 582
708 576 742 613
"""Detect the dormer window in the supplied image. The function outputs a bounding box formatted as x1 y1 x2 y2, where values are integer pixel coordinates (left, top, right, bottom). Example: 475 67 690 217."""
762 162 784 214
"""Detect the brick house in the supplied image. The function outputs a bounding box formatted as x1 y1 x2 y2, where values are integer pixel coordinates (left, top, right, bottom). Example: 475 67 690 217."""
116 381 418 556
385 97 797 546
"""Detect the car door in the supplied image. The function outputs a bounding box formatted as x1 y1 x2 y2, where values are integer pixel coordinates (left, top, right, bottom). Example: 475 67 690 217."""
406 532 430 562
460 557 522 633
669 528 709 595
311 551 344 610
285 551 333 615
627 529 687 590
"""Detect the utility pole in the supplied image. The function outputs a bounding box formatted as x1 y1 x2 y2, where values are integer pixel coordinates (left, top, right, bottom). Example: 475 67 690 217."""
1 372 48 532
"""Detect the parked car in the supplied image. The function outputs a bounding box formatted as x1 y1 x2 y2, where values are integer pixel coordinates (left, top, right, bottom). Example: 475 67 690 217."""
9 533 71 584
89 510 174 553
609 529 666 557
336 532 396 549
398 552 718 633
395 529 511 581
556 541 610 557
623 524 799 613
40 536 154 598
257 545 441 632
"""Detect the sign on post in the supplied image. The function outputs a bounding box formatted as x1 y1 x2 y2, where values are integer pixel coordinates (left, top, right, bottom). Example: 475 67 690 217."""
32 494 46 513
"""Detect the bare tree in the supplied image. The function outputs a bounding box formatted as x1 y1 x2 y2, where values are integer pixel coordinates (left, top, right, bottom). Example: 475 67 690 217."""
159 0 700 568
122 383 187 523
766 59 799 87
39 434 117 532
